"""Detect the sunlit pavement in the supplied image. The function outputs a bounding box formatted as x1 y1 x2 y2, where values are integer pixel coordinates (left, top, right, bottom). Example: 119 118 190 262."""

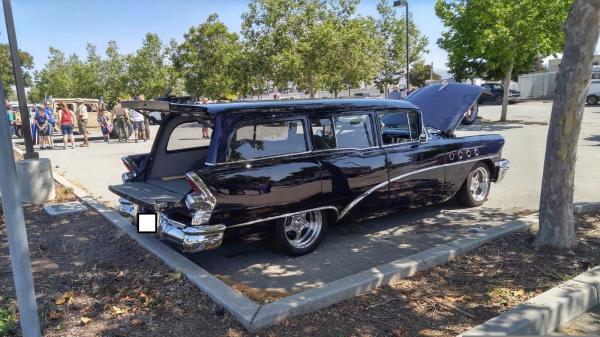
16 101 600 292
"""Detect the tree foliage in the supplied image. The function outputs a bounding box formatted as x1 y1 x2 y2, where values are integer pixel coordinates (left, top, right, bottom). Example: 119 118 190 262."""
375 0 429 90
126 33 169 99
173 14 241 100
410 61 441 87
0 44 34 99
436 0 571 120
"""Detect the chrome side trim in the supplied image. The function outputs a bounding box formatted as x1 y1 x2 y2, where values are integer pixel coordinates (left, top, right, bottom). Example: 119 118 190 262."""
338 155 499 219
227 206 339 229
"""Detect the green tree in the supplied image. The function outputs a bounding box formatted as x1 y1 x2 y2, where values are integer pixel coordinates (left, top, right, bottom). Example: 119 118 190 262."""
410 61 441 88
242 0 330 98
173 14 240 100
126 33 169 99
375 0 429 92
29 47 72 101
101 41 128 106
0 44 34 99
70 44 103 98
320 4 384 97
436 0 572 121
164 38 186 97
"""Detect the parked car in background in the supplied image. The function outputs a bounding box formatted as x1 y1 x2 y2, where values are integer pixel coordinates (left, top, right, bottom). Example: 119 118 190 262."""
586 69 600 105
478 83 521 105
110 83 509 256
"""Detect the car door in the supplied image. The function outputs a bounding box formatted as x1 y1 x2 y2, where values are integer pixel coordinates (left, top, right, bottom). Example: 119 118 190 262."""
206 116 323 226
308 113 389 220
378 109 445 208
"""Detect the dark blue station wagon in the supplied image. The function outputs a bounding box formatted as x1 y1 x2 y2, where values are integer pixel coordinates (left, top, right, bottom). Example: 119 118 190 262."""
110 83 509 256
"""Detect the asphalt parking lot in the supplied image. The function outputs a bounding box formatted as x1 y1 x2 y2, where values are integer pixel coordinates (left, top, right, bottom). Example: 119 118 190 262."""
17 101 600 292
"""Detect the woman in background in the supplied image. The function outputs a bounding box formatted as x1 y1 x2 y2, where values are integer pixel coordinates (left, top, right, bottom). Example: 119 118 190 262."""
97 109 111 142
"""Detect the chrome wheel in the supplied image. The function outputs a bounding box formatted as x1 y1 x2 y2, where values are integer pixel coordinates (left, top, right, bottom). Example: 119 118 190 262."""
283 211 323 249
470 167 490 202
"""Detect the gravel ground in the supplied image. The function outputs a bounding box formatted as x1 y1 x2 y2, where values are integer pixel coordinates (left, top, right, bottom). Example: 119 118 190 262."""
1 184 598 336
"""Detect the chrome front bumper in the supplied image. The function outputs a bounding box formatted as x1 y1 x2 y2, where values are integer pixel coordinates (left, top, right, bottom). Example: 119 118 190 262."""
157 213 225 253
494 159 510 183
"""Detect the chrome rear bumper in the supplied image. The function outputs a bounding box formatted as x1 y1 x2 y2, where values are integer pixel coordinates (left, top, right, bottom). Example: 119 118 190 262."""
157 213 225 253
494 159 510 183
119 198 138 216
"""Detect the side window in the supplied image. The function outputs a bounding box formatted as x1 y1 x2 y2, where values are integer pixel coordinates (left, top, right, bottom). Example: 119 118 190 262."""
228 120 307 161
311 118 336 150
379 111 420 144
167 121 209 151
333 114 374 149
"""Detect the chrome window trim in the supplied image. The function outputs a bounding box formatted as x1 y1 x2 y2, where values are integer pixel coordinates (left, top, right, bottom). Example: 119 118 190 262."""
338 154 499 219
227 206 339 229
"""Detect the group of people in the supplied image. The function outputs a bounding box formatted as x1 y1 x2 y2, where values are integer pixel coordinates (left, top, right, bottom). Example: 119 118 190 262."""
3 97 151 149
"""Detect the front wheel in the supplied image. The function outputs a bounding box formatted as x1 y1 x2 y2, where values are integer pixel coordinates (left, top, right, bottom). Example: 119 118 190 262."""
587 95 599 105
456 163 491 207
272 210 327 256
461 103 478 125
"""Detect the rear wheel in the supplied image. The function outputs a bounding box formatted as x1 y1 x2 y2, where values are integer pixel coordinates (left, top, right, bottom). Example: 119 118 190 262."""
272 210 327 256
587 95 599 105
457 163 491 207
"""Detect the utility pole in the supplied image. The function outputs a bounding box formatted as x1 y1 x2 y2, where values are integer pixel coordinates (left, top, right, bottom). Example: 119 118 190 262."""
0 81 41 336
3 0 37 159
394 0 410 89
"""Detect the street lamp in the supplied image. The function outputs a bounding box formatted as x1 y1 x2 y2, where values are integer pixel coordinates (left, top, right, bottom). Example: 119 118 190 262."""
393 0 410 90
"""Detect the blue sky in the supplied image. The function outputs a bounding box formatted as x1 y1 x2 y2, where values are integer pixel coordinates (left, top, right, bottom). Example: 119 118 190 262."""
0 0 449 74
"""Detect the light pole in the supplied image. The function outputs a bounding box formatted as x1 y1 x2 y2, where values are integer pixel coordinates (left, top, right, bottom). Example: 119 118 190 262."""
393 0 409 90
3 0 37 159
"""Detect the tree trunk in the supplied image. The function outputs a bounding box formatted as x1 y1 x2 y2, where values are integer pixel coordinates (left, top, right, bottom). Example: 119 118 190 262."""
308 73 315 99
534 0 600 250
500 60 514 122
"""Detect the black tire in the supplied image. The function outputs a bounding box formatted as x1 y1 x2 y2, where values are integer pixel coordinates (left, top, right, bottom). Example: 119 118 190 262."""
461 103 478 125
494 95 503 105
271 210 328 256
587 95 599 105
456 163 491 207
110 120 134 139
14 126 23 138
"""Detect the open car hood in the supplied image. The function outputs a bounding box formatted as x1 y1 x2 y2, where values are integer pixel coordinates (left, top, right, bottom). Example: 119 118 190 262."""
405 83 486 135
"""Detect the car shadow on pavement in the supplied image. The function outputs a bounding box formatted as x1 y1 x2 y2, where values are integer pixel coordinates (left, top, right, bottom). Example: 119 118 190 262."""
457 120 547 133
185 200 528 295
584 135 600 146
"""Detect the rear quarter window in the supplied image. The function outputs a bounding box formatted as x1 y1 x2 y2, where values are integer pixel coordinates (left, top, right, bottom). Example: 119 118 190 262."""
228 120 307 161
167 121 210 151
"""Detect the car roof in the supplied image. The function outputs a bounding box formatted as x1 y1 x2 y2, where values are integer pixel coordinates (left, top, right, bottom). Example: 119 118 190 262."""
198 99 418 115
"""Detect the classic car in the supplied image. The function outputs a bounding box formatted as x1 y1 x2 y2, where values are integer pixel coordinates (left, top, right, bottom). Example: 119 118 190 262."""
109 83 509 256
477 83 521 105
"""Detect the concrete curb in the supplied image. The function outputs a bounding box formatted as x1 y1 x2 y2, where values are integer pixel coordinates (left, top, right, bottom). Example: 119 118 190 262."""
247 215 539 332
461 266 600 336
574 202 600 214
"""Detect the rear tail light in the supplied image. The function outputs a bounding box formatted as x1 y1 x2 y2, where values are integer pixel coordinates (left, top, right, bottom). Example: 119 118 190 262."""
184 172 217 226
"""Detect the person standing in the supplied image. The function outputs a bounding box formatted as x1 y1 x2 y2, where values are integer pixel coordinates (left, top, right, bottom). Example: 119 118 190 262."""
34 107 51 149
136 95 151 141
111 100 130 142
388 86 401 100
76 99 89 147
44 102 55 148
200 97 210 139
58 102 76 149
5 99 14 136
129 108 146 142
97 109 111 142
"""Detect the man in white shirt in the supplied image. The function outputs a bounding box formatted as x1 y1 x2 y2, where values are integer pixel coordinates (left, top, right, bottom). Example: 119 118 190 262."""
76 99 89 147
129 108 146 142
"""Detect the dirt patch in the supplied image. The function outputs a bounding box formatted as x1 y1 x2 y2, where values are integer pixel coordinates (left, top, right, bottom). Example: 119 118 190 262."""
1 183 598 336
